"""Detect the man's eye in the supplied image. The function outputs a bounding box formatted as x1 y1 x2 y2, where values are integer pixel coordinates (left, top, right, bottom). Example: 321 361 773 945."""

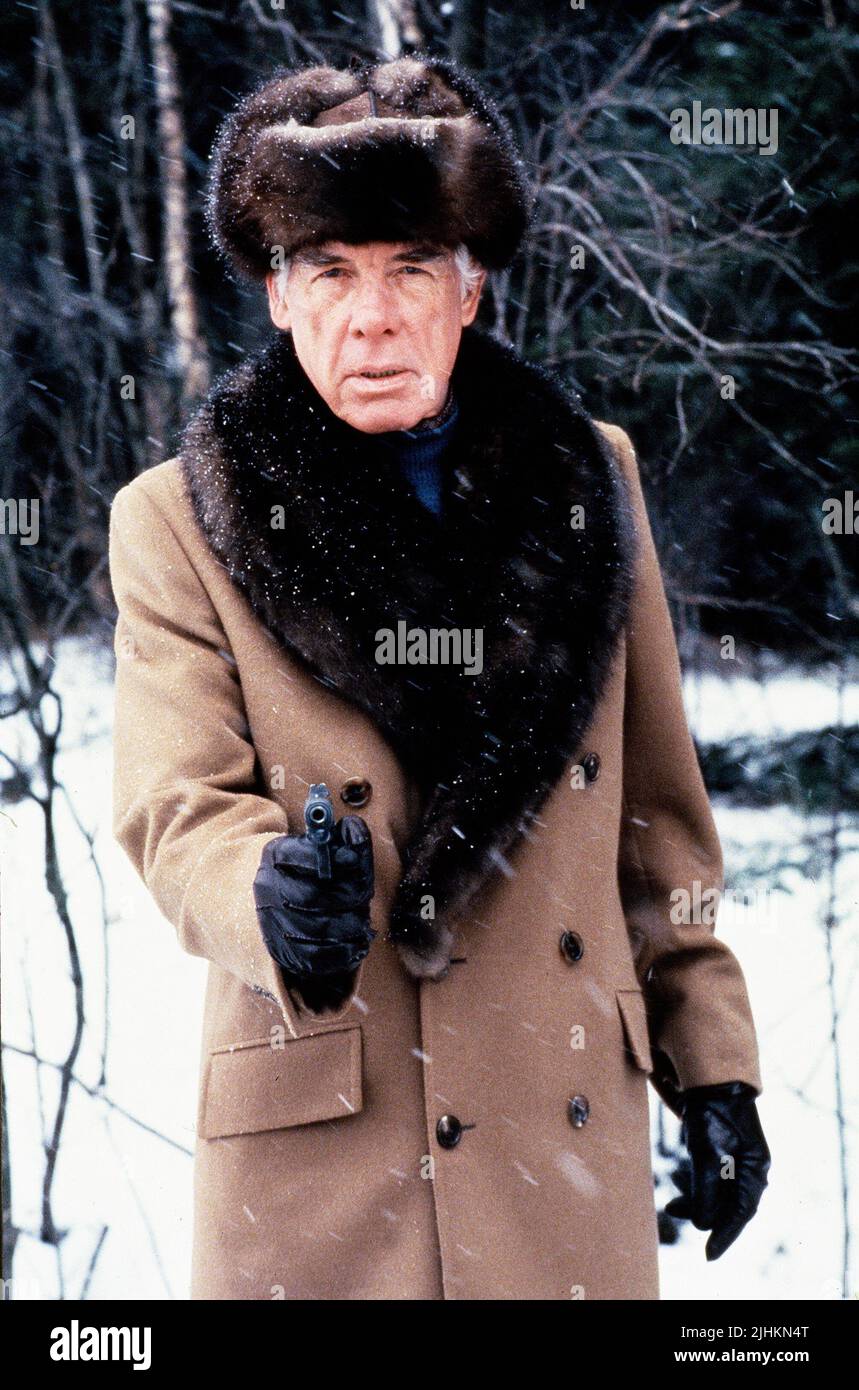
318 267 346 280
398 265 428 276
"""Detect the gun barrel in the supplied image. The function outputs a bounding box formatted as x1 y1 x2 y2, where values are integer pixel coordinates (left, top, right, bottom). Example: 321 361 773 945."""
304 783 334 880
304 783 335 840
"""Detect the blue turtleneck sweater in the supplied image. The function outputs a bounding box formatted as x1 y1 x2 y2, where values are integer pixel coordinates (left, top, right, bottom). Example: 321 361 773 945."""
374 392 459 517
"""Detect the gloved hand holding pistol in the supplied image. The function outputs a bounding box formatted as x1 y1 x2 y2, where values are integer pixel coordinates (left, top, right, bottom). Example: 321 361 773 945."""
253 783 376 1012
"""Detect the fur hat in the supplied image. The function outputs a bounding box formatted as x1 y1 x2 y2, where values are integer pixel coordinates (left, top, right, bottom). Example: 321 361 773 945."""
205 55 534 281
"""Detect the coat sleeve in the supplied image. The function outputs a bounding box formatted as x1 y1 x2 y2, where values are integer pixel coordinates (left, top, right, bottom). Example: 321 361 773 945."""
108 472 366 1036
599 423 764 1113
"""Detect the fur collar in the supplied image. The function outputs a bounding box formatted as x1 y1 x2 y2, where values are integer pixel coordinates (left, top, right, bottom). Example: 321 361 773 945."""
179 325 637 981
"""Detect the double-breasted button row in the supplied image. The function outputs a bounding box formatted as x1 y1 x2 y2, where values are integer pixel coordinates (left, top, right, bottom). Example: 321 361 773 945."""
340 777 372 807
339 764 594 808
434 918 594 1148
560 928 587 1122
437 1102 588 1142
564 755 593 1122
437 1092 591 1138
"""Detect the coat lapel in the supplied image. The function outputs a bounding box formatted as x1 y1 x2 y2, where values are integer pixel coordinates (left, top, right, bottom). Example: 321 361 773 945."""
179 325 637 980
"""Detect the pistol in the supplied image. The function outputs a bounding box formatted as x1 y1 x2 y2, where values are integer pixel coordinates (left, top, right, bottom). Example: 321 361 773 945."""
304 782 335 880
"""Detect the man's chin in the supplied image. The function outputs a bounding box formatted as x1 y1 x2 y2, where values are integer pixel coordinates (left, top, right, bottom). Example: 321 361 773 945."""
336 395 429 435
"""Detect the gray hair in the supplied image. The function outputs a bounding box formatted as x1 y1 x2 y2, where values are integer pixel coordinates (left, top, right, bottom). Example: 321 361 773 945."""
273 242 484 303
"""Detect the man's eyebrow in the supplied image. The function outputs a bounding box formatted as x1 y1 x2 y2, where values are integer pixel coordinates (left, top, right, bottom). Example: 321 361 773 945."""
293 243 448 269
293 247 351 268
389 244 448 263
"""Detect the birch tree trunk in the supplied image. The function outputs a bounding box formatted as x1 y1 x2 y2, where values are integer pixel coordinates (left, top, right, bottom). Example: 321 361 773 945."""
369 0 423 59
146 0 209 403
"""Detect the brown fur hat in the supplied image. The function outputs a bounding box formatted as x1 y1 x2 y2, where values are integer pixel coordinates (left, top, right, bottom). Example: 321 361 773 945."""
205 55 534 280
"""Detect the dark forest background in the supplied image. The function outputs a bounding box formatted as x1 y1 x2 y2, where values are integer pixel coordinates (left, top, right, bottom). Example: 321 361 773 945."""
1 0 857 664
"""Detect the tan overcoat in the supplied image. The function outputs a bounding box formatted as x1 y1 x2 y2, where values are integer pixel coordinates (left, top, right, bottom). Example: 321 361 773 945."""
109 332 763 1301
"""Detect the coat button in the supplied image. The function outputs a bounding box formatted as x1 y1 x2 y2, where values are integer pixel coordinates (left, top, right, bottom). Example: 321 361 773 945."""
559 930 584 963
582 752 600 782
436 1114 463 1149
340 777 372 808
567 1095 590 1127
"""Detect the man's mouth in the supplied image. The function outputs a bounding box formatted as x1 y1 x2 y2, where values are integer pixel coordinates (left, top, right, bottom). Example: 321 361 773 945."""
351 368 410 379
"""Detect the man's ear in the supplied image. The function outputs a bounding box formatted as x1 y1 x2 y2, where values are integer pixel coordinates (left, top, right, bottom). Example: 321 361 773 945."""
461 271 487 327
266 271 291 331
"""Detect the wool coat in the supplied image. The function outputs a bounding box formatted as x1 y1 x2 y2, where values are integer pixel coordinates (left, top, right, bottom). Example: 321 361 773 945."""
109 324 764 1301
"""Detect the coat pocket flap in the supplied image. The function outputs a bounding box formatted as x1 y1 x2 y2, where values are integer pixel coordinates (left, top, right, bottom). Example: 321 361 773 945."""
616 989 654 1074
200 1023 363 1140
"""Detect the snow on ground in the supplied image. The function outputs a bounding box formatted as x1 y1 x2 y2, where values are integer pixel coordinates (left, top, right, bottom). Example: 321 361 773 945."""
660 664 859 1300
1 640 856 1299
683 662 859 742
2 638 205 1300
654 801 858 1301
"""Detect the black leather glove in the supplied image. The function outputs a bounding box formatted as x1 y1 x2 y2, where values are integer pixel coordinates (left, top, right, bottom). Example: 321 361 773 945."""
665 1080 771 1261
253 815 376 997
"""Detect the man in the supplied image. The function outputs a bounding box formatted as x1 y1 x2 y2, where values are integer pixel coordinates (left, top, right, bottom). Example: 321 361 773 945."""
109 54 770 1300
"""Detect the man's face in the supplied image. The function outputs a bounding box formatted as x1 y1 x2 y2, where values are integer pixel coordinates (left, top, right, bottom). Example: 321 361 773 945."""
265 241 485 433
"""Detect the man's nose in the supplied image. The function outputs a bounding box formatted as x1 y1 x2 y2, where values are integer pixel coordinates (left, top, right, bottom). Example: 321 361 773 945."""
348 279 401 336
